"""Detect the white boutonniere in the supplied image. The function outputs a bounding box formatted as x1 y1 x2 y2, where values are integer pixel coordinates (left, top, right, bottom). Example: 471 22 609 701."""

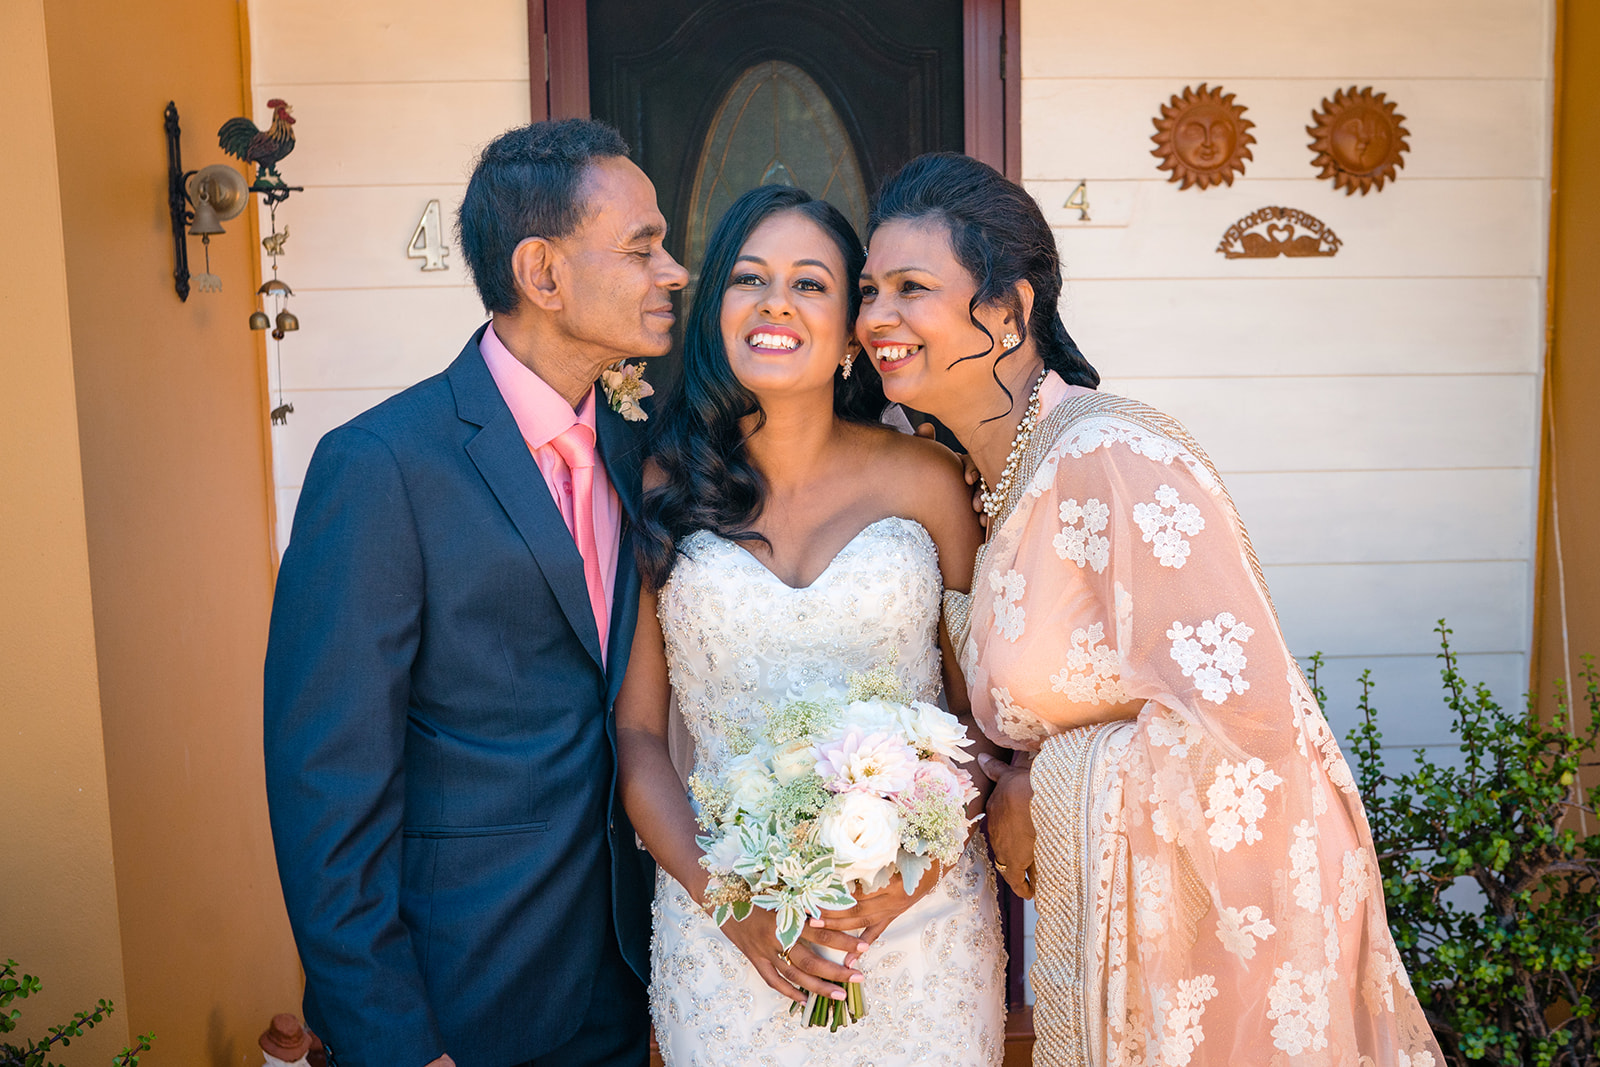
600 360 654 422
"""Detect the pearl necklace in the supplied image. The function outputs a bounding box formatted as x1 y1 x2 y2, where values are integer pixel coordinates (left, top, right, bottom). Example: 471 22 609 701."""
978 371 1048 519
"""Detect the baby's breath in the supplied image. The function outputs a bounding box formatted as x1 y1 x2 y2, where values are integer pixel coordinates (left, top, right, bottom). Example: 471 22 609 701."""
701 875 753 908
706 704 755 754
689 772 730 831
846 660 908 704
764 700 837 746
901 792 966 865
772 775 831 824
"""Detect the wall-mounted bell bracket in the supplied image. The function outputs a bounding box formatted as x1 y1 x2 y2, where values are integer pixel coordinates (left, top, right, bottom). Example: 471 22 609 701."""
165 102 248 300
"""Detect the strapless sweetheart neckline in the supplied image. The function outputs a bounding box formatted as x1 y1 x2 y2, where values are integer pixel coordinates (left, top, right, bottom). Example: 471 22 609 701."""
715 514 931 592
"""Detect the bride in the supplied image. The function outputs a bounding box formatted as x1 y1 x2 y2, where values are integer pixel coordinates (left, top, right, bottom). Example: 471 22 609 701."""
615 185 1007 1065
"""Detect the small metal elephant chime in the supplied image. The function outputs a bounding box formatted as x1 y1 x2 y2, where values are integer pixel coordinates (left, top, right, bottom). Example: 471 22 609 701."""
218 97 303 425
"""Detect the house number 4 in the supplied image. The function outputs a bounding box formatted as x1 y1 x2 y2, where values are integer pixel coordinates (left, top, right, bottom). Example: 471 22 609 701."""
407 199 450 271
1063 182 1090 222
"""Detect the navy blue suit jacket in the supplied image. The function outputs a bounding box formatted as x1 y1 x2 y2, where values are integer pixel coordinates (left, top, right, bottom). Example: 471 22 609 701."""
264 327 655 1067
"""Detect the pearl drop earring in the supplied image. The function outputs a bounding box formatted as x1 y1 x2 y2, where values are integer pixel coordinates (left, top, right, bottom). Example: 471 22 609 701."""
841 352 855 379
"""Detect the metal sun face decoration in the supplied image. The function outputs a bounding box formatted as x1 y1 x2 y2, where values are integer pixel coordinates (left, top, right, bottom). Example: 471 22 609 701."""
1151 83 1255 191
1308 86 1410 195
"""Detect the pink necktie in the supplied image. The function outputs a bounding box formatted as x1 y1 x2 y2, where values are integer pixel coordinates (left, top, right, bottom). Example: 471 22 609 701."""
549 424 608 662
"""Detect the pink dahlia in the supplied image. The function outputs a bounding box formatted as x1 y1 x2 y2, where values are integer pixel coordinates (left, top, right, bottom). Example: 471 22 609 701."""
814 728 919 798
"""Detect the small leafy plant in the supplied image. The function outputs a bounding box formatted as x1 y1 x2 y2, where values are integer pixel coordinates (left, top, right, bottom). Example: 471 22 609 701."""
1309 624 1599 1067
0 960 153 1067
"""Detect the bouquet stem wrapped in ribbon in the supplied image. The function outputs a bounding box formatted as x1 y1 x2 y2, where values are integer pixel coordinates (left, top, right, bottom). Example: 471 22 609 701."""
693 665 979 1029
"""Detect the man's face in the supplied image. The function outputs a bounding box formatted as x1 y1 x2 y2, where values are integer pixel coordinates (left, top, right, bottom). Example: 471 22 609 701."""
548 156 688 362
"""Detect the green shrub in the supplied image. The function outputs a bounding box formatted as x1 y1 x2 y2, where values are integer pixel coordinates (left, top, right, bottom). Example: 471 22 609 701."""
1309 624 1599 1067
0 960 152 1067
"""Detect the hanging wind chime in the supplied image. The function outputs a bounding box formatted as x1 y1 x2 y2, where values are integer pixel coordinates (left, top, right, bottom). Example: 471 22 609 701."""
219 98 302 425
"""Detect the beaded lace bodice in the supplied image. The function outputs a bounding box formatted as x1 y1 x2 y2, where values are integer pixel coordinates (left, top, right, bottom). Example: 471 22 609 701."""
657 516 944 781
648 516 1006 1067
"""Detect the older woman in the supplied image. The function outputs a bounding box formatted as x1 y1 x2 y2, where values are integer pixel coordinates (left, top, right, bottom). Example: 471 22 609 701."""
856 152 1442 1067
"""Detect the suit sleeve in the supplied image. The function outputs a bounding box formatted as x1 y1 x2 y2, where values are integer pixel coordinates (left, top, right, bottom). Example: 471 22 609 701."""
264 424 445 1066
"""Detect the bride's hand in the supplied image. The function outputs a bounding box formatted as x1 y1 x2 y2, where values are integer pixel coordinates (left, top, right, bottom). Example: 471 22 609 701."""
717 900 864 1006
806 864 943 967
978 753 1035 898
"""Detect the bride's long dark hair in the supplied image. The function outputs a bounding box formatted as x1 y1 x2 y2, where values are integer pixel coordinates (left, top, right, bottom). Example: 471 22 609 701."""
637 186 886 589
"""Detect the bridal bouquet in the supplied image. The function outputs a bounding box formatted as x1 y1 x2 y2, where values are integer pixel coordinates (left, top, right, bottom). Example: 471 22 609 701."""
691 665 979 1029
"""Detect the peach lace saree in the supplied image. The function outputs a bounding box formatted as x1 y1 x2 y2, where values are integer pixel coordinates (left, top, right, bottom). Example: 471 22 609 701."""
946 374 1442 1067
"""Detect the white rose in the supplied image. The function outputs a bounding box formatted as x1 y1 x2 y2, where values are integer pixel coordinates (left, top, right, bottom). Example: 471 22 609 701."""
722 750 777 818
815 792 903 884
836 698 905 736
903 701 974 762
699 831 744 875
771 738 816 784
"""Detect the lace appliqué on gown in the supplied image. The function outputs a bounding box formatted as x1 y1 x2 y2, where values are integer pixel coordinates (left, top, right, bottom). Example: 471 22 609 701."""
652 517 1006 1067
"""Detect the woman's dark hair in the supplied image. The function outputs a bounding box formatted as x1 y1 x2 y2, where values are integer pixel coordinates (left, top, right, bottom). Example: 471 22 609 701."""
867 152 1099 399
456 119 630 314
638 185 885 588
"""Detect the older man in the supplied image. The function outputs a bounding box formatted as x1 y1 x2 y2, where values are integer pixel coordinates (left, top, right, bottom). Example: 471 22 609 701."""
265 120 687 1067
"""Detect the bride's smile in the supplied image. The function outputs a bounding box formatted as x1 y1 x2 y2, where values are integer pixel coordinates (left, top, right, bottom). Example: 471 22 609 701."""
720 210 854 397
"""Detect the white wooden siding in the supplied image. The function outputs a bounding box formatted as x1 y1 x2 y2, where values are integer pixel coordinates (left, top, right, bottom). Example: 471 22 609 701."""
1023 0 1552 753
249 0 526 550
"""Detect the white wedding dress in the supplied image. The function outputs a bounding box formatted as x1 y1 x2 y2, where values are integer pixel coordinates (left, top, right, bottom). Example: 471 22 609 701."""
651 516 1007 1067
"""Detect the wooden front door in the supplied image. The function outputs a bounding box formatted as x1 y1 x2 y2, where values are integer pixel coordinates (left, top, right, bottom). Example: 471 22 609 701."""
586 0 964 287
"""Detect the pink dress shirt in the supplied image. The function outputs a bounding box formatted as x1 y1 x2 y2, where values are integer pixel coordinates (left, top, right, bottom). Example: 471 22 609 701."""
480 323 622 660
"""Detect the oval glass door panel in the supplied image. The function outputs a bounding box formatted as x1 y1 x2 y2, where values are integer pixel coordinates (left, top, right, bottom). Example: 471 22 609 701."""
685 61 869 288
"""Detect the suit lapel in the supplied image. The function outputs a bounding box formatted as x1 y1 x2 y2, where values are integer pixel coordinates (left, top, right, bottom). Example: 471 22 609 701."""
604 528 641 708
596 400 647 700
449 334 605 673
594 399 645 523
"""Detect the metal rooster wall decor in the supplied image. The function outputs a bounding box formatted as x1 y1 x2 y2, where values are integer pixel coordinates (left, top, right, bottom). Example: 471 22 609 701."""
218 98 303 424
219 99 299 202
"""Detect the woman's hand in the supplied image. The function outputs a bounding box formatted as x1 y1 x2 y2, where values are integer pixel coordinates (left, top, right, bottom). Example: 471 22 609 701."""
978 753 1035 898
805 864 943 967
716 900 864 1005
914 422 986 528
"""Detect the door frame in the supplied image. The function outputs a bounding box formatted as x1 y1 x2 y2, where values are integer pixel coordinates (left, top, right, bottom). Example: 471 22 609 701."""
525 0 1034 1029
526 0 1021 180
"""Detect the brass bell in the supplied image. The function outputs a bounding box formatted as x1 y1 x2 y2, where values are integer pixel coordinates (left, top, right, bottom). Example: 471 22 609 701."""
189 192 226 236
258 279 294 298
275 309 299 333
249 310 271 330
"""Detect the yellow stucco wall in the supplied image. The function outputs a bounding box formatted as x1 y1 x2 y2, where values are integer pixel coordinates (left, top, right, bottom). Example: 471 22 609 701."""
1534 0 1600 712
11 0 305 1062
0 2 130 1063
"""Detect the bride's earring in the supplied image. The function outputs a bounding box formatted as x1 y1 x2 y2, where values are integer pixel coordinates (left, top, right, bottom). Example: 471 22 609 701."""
840 351 855 379
1001 331 1021 351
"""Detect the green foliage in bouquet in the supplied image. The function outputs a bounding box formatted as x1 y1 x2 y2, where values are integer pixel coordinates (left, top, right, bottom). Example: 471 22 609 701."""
1 960 154 1067
1309 623 1599 1067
